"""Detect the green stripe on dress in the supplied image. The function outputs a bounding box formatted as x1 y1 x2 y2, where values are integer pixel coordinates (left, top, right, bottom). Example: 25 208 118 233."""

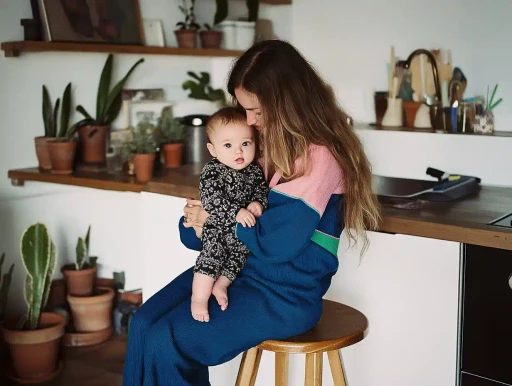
311 230 339 256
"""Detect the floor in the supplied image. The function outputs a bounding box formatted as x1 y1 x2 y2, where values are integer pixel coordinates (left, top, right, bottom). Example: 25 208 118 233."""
2 335 127 385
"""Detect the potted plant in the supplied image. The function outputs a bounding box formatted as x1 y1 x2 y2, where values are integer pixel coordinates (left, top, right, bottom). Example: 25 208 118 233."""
61 225 97 296
35 86 59 170
215 0 259 50
75 54 144 166
1 223 66 383
200 23 222 49
157 106 186 168
181 71 227 114
122 121 159 182
46 82 80 175
175 0 200 48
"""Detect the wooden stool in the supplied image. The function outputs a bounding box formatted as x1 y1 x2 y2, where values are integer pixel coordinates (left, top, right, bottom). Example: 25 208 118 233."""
235 299 368 386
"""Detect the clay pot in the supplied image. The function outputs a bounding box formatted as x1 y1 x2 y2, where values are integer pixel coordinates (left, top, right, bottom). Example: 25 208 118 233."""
2 312 65 382
175 29 198 48
46 279 67 310
163 143 183 168
47 140 77 174
78 125 110 164
61 264 97 296
119 289 143 306
62 326 112 347
403 100 422 128
34 136 56 170
133 153 156 182
200 30 222 49
67 286 115 332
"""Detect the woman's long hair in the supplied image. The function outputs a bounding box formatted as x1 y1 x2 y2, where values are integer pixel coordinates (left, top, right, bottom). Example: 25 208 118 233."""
227 40 381 252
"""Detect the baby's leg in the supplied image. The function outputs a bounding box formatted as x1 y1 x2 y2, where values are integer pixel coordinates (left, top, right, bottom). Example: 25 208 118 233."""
212 275 231 311
191 273 215 322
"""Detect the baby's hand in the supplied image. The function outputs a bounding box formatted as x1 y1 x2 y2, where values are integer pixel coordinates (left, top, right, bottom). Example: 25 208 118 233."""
236 208 256 227
247 202 263 218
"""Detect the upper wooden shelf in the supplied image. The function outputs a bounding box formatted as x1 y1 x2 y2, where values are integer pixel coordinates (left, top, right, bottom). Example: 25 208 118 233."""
356 123 512 137
1 41 244 58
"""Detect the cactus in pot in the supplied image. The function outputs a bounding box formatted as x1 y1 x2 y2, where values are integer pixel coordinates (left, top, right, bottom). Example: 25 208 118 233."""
1 223 66 382
62 225 98 296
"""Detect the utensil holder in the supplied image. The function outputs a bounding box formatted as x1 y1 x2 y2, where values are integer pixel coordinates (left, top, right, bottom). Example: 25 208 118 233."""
381 98 403 127
473 110 494 135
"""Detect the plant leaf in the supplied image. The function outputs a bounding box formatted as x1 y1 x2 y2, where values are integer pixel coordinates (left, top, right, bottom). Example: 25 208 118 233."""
52 98 60 138
247 0 259 22
85 225 91 252
41 241 55 311
101 58 144 125
76 238 86 270
42 86 53 137
187 71 201 81
58 82 72 138
97 54 113 122
199 72 210 85
214 0 228 25
103 94 123 125
77 105 93 120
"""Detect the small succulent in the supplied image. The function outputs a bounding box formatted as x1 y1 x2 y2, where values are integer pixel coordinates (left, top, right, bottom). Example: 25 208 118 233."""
122 120 159 160
157 106 185 144
182 71 226 103
176 0 200 30
75 225 97 271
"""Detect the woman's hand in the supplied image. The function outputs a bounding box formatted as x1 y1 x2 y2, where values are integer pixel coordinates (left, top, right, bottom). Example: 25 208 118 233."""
183 199 209 228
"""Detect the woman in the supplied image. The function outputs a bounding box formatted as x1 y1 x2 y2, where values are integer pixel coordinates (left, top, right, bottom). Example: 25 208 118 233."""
123 40 380 386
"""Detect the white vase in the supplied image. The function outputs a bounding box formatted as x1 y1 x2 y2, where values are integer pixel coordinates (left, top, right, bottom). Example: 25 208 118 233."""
216 21 236 50
234 21 256 51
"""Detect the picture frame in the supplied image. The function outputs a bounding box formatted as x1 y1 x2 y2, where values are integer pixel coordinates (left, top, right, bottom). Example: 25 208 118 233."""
117 88 166 129
129 100 174 128
142 19 165 47
40 0 145 45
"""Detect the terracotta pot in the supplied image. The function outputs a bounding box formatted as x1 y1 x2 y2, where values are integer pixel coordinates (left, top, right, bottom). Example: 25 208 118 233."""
78 125 110 164
46 279 67 310
47 140 77 174
403 100 422 128
34 136 56 170
200 30 222 49
163 143 183 168
119 289 143 305
61 326 112 347
67 286 115 332
175 29 198 48
133 153 156 182
61 264 97 296
2 312 65 382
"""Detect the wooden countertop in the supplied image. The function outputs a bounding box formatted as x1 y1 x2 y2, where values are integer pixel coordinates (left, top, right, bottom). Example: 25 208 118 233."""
8 166 512 250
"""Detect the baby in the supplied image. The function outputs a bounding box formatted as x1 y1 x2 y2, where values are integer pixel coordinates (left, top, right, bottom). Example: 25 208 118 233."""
191 107 268 322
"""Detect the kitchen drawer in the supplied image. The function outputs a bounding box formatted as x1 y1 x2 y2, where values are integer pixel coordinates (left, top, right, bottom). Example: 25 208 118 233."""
461 372 511 386
461 245 512 385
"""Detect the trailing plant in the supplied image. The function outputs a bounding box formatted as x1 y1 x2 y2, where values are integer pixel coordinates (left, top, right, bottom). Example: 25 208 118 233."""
176 0 200 30
122 121 159 160
0 253 15 322
182 71 226 103
20 223 56 330
42 83 78 140
76 54 145 128
157 106 185 144
214 0 259 24
75 225 97 271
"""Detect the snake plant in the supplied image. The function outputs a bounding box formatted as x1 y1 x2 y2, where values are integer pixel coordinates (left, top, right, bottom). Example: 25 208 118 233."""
214 0 259 24
0 253 15 322
20 223 56 330
75 225 97 271
42 83 79 141
76 54 144 128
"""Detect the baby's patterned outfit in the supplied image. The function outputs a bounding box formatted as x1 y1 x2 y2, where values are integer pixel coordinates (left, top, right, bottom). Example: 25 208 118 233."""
195 158 268 282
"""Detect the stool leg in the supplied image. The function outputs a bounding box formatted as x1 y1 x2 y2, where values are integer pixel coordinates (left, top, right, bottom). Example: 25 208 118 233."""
327 350 348 386
275 352 289 386
304 352 322 386
235 347 262 386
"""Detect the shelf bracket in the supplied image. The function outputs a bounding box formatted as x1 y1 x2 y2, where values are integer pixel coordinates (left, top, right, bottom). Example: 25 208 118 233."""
11 178 25 187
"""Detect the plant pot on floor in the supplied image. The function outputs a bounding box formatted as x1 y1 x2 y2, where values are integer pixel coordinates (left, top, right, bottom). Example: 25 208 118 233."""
35 137 57 170
67 286 115 332
163 143 183 168
78 125 110 164
47 140 77 174
175 29 198 48
200 30 222 49
1 312 66 383
61 264 97 296
133 153 156 182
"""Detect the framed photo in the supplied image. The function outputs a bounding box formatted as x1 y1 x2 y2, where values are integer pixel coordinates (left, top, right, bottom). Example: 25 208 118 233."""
41 0 144 45
122 88 165 102
129 101 174 128
142 19 165 47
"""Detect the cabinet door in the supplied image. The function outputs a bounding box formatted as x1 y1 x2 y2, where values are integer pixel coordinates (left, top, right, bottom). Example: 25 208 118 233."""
461 372 511 386
461 245 512 385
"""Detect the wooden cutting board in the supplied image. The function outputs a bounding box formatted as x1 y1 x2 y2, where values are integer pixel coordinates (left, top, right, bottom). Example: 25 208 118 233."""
409 49 452 99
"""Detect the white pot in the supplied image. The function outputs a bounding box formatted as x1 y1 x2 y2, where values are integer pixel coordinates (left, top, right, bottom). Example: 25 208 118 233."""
216 21 236 50
233 21 256 51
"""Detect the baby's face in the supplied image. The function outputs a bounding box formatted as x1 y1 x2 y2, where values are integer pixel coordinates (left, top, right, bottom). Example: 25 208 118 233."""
207 122 256 170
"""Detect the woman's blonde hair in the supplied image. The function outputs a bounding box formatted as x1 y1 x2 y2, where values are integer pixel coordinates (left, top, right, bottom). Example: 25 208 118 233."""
227 40 381 251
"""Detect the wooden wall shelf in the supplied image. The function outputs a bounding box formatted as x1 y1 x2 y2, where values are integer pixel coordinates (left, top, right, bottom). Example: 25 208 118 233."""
1 41 244 58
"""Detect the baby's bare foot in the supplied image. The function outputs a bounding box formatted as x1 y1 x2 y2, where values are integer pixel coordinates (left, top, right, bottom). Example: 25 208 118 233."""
212 276 231 311
191 298 209 322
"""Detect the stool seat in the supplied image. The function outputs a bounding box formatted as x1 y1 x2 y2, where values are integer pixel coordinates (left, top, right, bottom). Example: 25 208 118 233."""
258 299 368 354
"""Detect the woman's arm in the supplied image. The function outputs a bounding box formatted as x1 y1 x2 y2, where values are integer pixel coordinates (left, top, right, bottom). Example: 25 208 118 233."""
178 216 202 251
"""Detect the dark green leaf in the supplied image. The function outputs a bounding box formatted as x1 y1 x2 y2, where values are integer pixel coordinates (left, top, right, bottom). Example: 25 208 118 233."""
58 82 72 138
103 94 123 125
42 86 53 137
96 54 113 122
247 0 259 22
52 98 60 138
187 71 201 81
199 72 210 85
76 105 93 120
214 0 228 25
